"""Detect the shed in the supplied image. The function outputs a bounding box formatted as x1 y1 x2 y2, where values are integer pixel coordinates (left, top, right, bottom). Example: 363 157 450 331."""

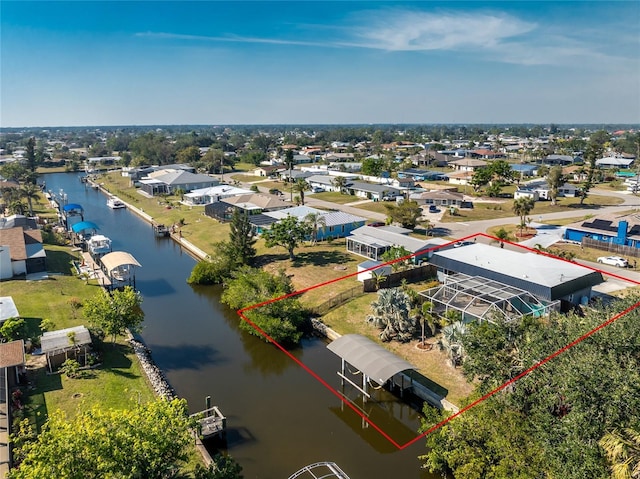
41 325 92 372
356 260 392 282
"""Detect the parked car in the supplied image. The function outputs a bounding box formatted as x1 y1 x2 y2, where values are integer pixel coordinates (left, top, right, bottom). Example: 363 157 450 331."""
367 221 386 227
596 256 628 267
311 187 324 193
428 205 439 213
382 195 397 201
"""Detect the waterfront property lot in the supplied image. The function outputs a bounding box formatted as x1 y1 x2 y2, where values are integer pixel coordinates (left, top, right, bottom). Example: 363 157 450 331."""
1 274 157 422
320 293 474 407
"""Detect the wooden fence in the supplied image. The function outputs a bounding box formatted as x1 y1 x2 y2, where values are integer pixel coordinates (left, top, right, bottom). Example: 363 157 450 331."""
582 237 640 258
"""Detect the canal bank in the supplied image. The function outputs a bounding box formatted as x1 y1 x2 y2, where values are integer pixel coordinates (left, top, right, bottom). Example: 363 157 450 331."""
89 175 459 414
46 172 439 479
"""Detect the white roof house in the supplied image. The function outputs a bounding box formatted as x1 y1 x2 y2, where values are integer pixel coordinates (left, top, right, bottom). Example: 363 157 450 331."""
596 156 634 168
0 297 19 324
183 185 253 205
428 243 604 304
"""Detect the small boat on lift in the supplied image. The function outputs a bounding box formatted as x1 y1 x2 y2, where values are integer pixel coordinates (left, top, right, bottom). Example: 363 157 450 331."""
106 196 126 209
87 234 112 258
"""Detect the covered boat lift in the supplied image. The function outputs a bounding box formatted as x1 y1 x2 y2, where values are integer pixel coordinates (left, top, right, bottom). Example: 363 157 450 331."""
327 334 417 402
99 251 141 290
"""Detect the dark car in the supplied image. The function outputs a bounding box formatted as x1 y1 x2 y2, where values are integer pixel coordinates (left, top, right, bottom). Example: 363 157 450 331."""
428 205 439 213
367 221 386 227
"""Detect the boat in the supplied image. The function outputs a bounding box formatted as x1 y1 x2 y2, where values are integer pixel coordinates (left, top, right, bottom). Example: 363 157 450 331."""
107 196 126 209
86 234 112 257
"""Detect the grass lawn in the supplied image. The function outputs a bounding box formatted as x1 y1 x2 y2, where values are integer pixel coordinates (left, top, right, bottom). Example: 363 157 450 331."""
256 239 363 308
440 194 624 223
229 173 265 183
311 191 360 205
352 201 390 215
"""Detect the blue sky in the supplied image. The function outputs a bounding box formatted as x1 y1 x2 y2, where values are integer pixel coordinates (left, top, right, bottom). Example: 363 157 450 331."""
2 1 639 127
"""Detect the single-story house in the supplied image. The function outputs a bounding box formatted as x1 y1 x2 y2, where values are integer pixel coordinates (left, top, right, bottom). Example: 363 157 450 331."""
469 149 504 159
0 340 26 391
182 185 253 206
427 243 604 310
0 227 46 278
345 181 402 201
514 189 540 201
306 174 355 193
205 194 290 221
524 180 579 200
0 214 38 230
448 158 488 171
409 190 464 207
253 166 285 177
279 170 315 182
258 205 366 240
511 164 538 177
564 213 640 249
123 164 196 182
596 156 635 169
446 170 474 186
543 155 582 166
346 225 446 263
390 177 415 189
139 169 218 196
398 169 448 181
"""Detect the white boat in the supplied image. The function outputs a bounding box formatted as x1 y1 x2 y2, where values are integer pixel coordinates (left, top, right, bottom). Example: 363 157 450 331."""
107 196 126 209
87 234 112 257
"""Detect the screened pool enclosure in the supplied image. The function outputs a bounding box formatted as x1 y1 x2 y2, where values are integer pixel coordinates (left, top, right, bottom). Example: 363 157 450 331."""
419 273 560 324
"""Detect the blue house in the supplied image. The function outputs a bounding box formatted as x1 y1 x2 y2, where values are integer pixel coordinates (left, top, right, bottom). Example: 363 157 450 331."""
252 206 366 241
564 214 640 249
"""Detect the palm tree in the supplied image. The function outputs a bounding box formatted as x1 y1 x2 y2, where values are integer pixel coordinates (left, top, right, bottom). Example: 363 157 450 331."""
370 270 388 291
412 301 436 348
293 179 310 205
512 197 535 236
331 176 348 194
437 320 467 367
20 183 41 217
304 212 326 244
366 287 417 342
599 427 640 479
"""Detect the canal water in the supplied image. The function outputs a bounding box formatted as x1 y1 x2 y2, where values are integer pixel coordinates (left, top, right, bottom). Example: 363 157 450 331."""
45 172 437 479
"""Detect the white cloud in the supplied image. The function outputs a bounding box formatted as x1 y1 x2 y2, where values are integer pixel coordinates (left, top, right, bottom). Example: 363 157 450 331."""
351 9 536 51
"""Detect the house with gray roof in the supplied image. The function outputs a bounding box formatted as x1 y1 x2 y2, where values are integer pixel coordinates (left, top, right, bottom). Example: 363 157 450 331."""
250 206 366 240
346 181 402 201
139 169 218 196
427 243 604 310
346 225 447 263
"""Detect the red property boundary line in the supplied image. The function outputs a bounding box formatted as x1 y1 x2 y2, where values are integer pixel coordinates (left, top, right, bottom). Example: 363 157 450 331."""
237 232 640 450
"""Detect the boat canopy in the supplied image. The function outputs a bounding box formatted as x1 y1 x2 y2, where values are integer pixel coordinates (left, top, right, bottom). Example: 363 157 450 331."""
71 221 100 233
62 203 83 212
100 251 141 272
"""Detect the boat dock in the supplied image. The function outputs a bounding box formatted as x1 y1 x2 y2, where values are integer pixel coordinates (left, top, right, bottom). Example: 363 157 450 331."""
78 252 112 287
191 406 226 440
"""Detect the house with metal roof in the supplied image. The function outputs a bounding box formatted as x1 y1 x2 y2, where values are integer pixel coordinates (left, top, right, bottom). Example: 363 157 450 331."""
345 181 402 201
596 156 635 169
182 185 253 206
305 174 355 193
204 194 290 221
346 225 447 263
425 243 604 312
249 206 366 240
139 169 218 196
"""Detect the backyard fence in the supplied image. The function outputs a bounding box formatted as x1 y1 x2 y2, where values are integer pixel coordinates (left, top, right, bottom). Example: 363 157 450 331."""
582 237 640 259
362 264 436 293
309 285 365 316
